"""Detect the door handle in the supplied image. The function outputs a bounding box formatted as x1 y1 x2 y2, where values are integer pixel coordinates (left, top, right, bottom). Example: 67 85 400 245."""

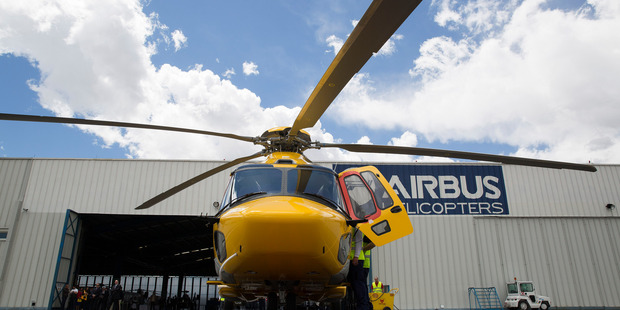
390 206 402 213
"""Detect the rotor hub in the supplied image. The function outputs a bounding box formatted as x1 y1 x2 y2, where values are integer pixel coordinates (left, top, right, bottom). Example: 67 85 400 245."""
258 127 313 153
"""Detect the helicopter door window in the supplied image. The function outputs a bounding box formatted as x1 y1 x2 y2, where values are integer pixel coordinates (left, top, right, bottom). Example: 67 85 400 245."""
343 174 377 219
360 171 393 210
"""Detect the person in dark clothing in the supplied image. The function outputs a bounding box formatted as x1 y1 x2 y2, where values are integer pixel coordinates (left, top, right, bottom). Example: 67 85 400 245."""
90 283 102 310
347 229 371 310
100 286 109 310
68 286 78 310
61 284 70 309
108 280 123 310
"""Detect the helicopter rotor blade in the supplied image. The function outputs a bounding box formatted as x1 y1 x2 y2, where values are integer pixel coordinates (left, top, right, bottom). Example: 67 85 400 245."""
289 0 422 136
135 151 265 210
319 143 597 172
0 113 256 143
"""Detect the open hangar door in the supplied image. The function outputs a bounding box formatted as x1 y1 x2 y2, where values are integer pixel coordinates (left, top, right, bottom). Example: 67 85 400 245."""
76 213 217 277
60 213 220 308
67 213 219 308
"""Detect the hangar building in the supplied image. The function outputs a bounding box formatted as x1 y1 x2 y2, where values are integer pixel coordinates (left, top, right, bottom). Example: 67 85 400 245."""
0 158 618 309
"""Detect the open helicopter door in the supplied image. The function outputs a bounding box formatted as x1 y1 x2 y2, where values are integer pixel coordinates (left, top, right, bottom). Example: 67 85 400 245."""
338 166 413 246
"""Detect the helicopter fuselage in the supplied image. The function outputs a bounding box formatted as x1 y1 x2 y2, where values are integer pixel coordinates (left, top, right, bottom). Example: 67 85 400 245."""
212 153 352 302
210 151 414 304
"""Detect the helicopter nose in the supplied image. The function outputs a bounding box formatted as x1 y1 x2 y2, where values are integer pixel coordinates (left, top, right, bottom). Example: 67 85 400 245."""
217 196 349 278
224 196 345 255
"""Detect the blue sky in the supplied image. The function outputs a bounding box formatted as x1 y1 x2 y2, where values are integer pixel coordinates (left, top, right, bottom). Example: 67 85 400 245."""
1 0 619 164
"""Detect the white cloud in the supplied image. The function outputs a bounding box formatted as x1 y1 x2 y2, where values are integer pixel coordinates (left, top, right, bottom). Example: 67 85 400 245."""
432 0 516 35
326 19 404 57
171 29 187 51
222 68 235 79
0 0 288 160
331 0 620 164
0 0 411 164
409 36 474 80
242 61 259 76
3 0 619 167
389 131 418 147
433 0 461 28
326 34 344 55
376 34 404 56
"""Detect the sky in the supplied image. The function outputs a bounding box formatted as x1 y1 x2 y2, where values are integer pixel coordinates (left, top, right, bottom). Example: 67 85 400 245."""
1 0 619 165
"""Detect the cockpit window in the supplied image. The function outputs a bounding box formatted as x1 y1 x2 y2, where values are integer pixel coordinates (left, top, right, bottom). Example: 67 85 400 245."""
286 169 342 207
220 166 343 210
232 168 282 200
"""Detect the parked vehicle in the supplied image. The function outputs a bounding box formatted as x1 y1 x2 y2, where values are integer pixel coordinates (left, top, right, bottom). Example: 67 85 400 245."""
504 280 550 310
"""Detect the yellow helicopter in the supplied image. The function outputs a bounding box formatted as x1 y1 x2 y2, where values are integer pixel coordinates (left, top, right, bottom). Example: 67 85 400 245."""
0 0 597 309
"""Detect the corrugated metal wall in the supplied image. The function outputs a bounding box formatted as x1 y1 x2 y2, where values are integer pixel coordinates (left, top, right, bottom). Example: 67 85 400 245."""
374 217 620 309
373 216 481 309
373 164 620 310
0 159 33 307
0 159 619 309
21 159 234 215
0 158 237 308
503 165 620 217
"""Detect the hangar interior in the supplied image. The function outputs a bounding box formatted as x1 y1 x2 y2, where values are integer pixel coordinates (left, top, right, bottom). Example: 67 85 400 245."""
52 212 219 308
77 214 215 276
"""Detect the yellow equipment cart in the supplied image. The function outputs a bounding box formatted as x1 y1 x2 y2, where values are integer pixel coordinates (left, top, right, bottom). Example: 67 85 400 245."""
369 288 399 310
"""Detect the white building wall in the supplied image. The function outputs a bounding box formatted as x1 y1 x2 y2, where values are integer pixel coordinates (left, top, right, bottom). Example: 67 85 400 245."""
0 159 619 309
0 159 36 307
21 159 234 216
0 158 238 308
371 164 620 310
0 211 66 307
374 217 620 310
503 165 620 217
373 216 481 309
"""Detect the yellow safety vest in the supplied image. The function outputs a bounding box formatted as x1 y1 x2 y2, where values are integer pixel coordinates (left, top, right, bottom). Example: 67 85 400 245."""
348 231 366 261
372 281 383 293
349 240 366 260
362 241 370 269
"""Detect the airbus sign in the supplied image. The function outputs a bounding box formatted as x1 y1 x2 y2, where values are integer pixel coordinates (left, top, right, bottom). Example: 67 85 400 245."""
334 164 509 215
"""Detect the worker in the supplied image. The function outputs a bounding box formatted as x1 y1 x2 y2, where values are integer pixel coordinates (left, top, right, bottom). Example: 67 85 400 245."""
219 296 226 310
348 228 371 310
372 276 384 294
362 236 373 280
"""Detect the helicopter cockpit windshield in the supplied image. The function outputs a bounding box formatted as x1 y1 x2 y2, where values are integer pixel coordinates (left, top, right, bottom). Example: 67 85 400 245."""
220 165 343 210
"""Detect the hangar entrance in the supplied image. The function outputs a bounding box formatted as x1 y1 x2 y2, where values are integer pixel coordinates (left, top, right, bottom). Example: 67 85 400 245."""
77 214 216 276
53 212 218 309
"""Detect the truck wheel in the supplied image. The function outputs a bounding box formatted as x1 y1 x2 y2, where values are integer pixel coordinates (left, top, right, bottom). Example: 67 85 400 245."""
540 302 550 310
519 301 531 310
